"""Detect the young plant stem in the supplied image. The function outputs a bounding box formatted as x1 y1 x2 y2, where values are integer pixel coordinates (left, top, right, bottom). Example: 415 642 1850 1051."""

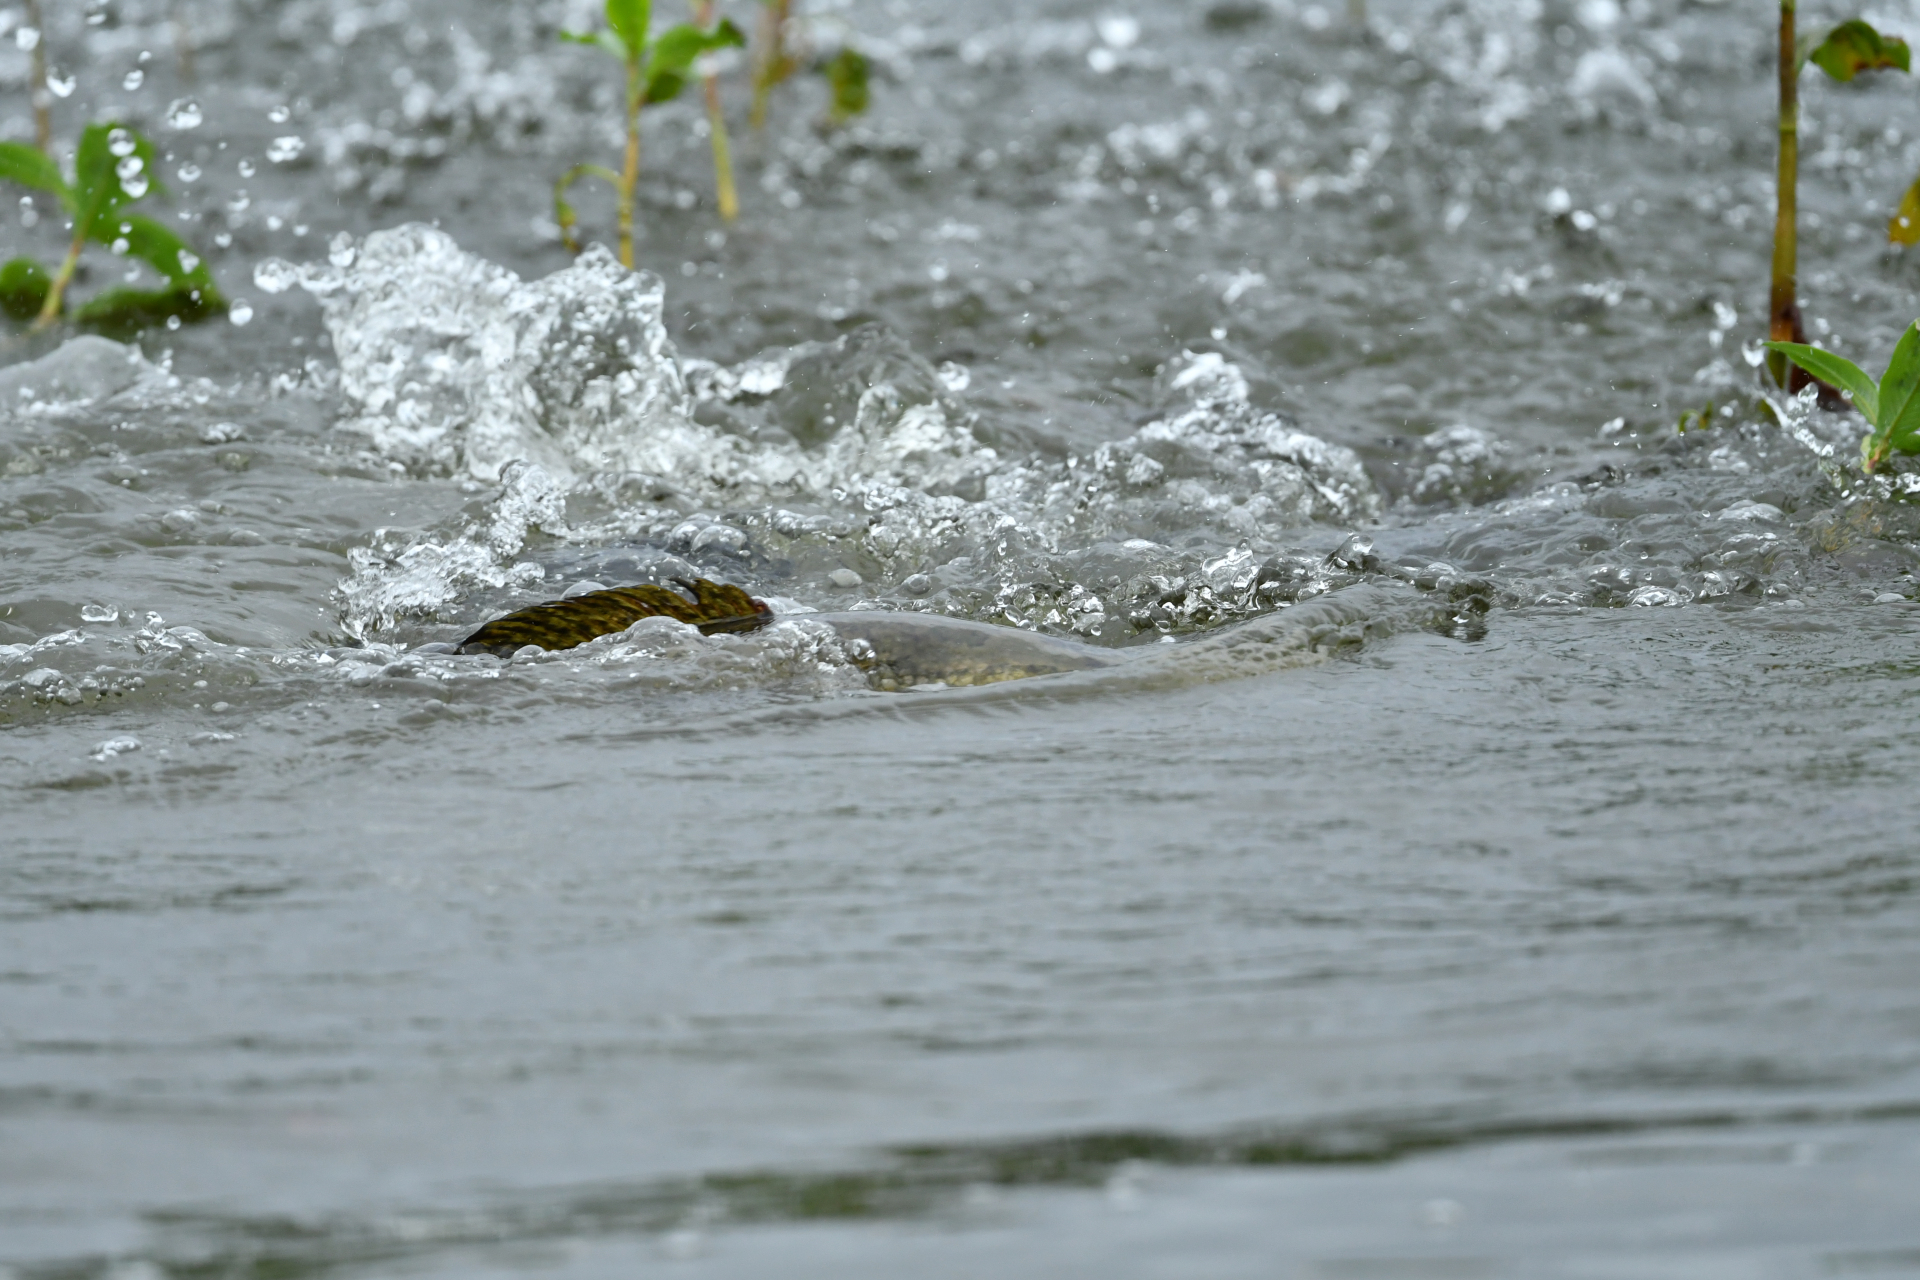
694 0 738 221
34 224 86 331
553 162 622 255
172 0 198 83
750 0 791 131
23 0 51 151
1768 0 1817 392
619 47 642 268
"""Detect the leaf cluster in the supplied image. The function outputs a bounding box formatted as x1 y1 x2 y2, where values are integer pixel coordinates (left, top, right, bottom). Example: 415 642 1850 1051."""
1805 19 1910 81
0 122 223 331
561 0 745 106
1768 328 1920 469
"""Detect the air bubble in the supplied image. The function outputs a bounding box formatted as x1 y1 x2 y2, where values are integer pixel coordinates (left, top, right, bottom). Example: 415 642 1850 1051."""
166 97 204 129
267 135 305 164
122 68 145 91
177 162 202 182
237 158 256 178
269 104 291 123
328 232 357 268
228 299 254 326
177 249 200 274
46 68 76 97
107 128 137 158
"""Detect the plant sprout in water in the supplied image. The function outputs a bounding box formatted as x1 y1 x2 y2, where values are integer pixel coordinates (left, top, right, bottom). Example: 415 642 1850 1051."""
750 0 872 131
1767 8 1908 392
0 122 225 333
1768 327 1920 471
691 0 739 222
554 0 745 266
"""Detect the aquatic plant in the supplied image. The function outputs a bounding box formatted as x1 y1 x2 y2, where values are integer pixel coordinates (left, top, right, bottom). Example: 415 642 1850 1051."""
1768 10 1908 389
0 121 224 334
749 0 870 131
554 0 745 265
691 0 739 221
1767 324 1920 470
748 0 794 131
822 47 869 127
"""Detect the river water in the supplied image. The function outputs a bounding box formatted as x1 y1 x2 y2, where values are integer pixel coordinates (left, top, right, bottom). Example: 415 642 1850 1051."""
4 0 1920 1275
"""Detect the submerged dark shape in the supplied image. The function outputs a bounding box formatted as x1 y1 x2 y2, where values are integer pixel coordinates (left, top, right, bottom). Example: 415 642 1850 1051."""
457 577 772 656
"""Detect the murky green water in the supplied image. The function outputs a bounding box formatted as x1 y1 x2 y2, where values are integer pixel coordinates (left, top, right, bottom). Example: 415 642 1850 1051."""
4 0 1920 1274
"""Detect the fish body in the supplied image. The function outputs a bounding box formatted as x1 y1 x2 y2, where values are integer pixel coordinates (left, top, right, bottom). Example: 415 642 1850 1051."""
810 612 1124 689
456 578 770 657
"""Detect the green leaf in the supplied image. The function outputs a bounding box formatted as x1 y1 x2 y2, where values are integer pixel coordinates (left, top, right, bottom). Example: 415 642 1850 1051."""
73 122 164 246
822 47 869 123
605 0 650 60
0 257 52 323
1876 321 1920 450
0 141 69 203
118 214 217 293
1810 19 1911 82
560 28 627 57
645 19 745 104
1892 174 1920 245
1763 341 1880 422
72 280 224 338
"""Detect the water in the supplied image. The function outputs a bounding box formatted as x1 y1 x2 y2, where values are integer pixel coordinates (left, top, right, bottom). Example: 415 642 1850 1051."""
5 0 1920 1273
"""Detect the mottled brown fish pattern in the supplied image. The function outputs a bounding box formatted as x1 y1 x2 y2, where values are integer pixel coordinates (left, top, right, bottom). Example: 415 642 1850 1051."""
457 578 773 656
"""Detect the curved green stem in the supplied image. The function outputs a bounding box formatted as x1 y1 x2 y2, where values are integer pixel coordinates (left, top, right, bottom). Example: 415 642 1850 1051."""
554 163 623 256
33 224 85 331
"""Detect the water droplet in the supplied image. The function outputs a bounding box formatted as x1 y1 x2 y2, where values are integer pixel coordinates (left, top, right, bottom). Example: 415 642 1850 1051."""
228 298 254 326
116 155 149 199
253 258 300 294
122 68 145 91
176 248 200 274
267 135 305 164
46 68 76 98
1096 14 1140 47
269 104 291 123
237 157 256 177
110 237 130 255
107 128 137 158
176 162 202 182
166 97 203 129
328 232 357 268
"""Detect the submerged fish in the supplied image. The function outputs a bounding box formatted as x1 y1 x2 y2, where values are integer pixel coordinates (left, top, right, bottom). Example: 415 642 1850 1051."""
449 577 1121 686
455 578 771 657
